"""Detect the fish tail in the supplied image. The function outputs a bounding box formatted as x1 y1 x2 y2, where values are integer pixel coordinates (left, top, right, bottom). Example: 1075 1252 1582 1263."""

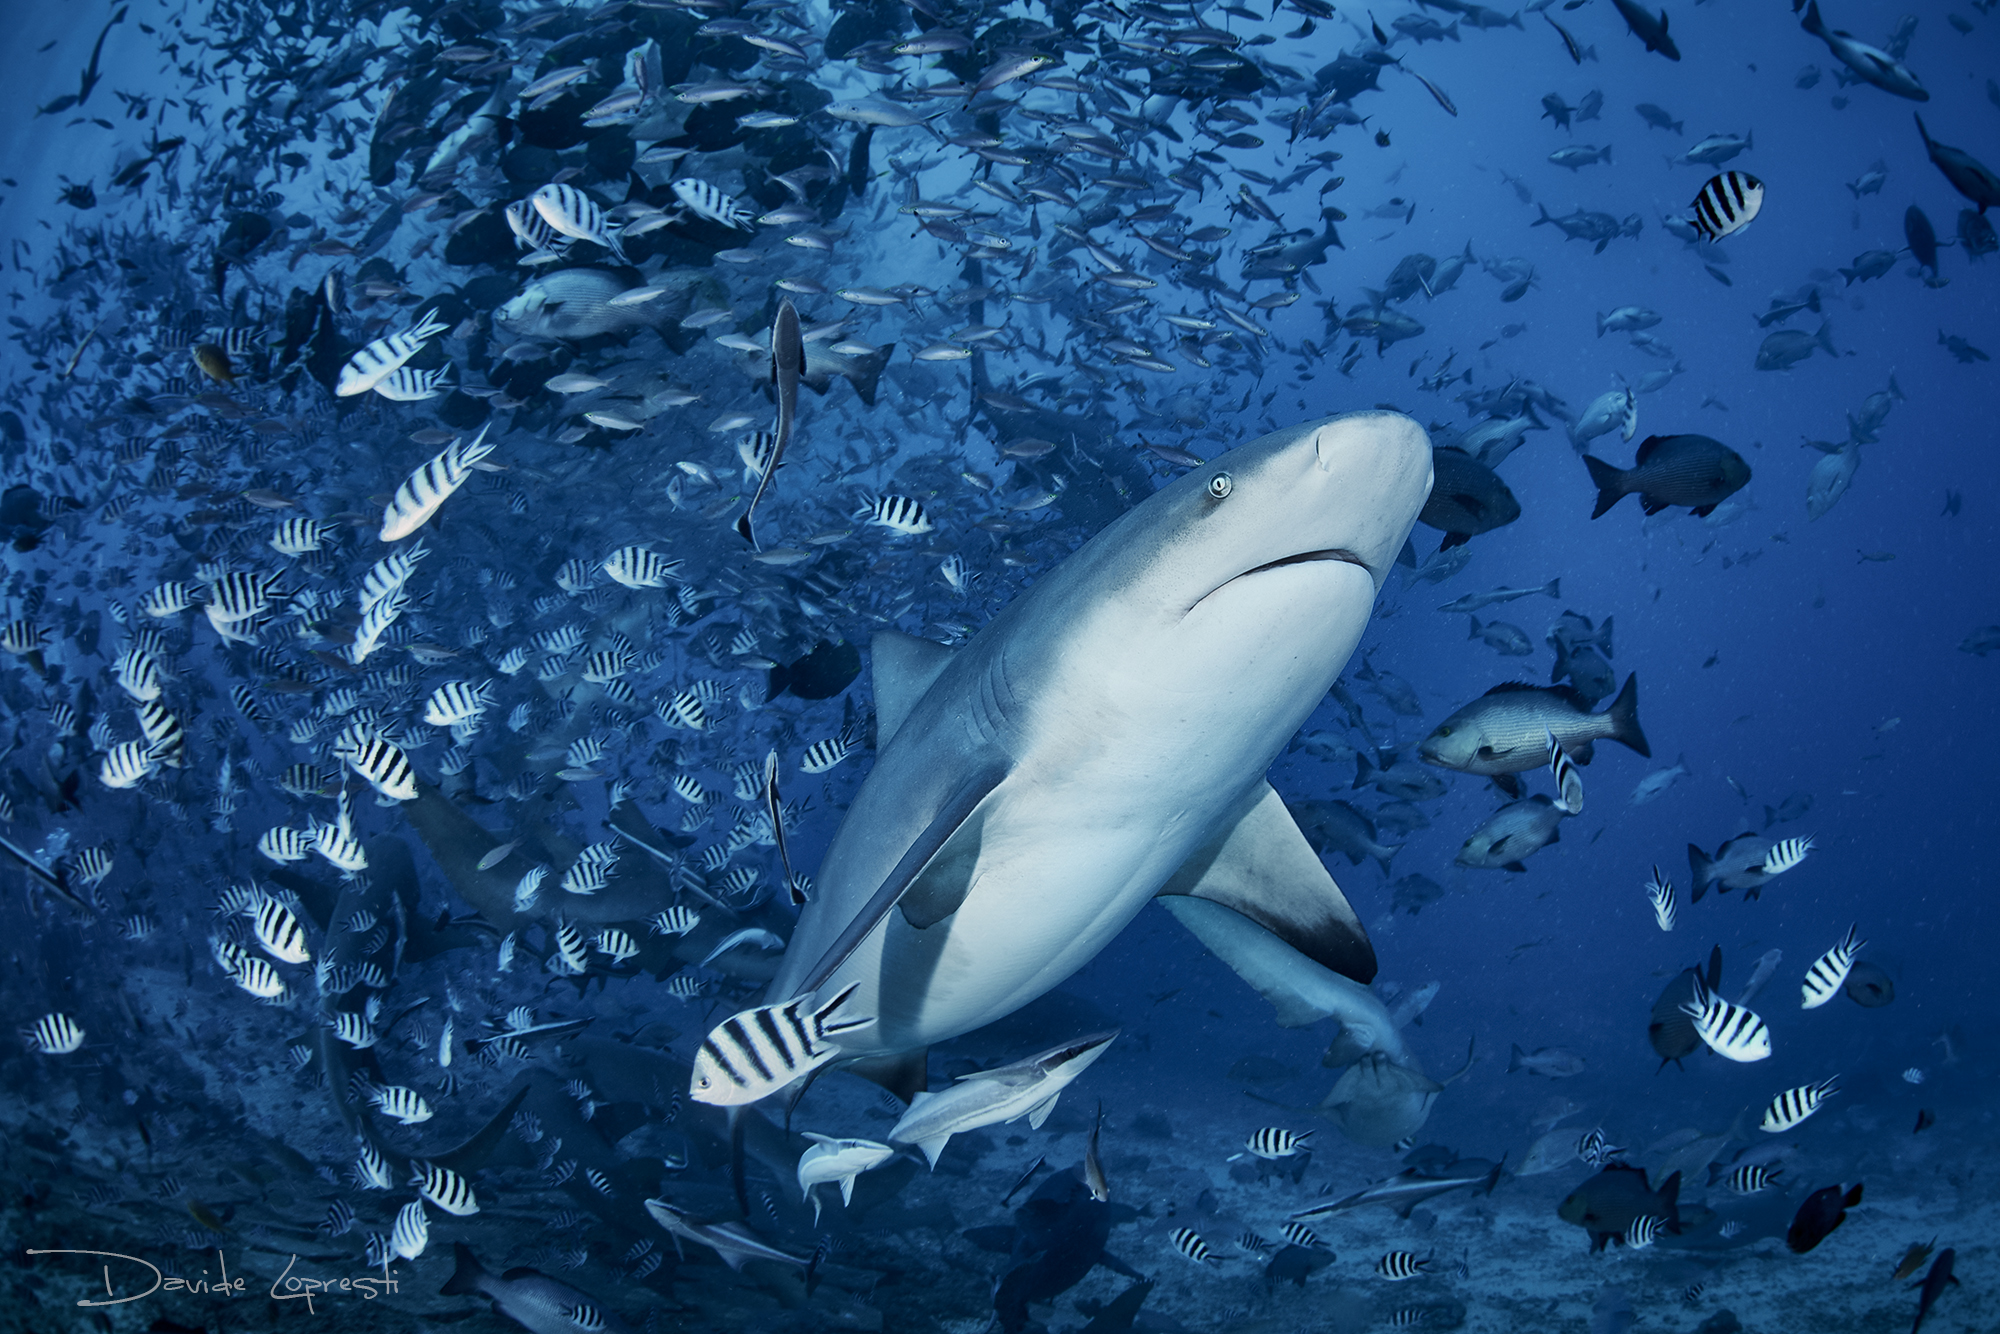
1686 843 1713 903
1582 454 1627 518
439 1241 486 1296
1606 673 1649 756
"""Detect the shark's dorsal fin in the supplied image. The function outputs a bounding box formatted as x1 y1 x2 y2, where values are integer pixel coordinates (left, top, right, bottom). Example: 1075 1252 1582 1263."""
1156 781 1377 984
871 630 956 747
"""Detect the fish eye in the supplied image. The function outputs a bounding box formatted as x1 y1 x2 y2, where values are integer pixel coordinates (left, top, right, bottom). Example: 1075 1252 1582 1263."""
1206 472 1233 500
1436 726 1452 737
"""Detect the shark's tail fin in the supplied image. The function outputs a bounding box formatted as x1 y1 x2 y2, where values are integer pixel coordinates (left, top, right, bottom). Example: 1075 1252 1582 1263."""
439 1242 487 1297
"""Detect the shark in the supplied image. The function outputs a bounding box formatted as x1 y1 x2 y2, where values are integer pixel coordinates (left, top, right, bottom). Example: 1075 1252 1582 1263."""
714 411 1433 1102
888 1030 1119 1167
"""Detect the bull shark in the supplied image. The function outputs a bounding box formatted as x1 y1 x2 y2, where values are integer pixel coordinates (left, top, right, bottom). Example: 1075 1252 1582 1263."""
715 412 1433 1101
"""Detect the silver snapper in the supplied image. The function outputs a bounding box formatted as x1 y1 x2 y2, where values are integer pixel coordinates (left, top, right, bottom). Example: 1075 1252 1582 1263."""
1456 795 1568 871
1421 677 1649 777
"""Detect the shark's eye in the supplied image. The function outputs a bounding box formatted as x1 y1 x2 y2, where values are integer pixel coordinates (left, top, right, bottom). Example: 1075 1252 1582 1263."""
1207 472 1233 500
1435 726 1453 737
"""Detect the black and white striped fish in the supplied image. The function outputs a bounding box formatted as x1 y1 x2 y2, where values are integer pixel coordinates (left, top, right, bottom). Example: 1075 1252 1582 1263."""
1241 1127 1313 1160
672 177 757 231
1234 1230 1271 1254
690 981 869 1105
1576 1128 1623 1167
99 741 159 790
857 493 934 535
1625 1214 1665 1249
336 309 449 397
1681 978 1771 1062
1760 1075 1838 1133
380 425 495 542
373 364 450 402
1376 1250 1430 1280
26 1013 84 1054
251 894 311 964
360 539 428 614
204 569 277 626
1688 171 1764 243
230 954 288 1000
410 1161 479 1215
270 516 332 556
135 700 184 766
139 581 201 617
650 906 700 936
1281 1222 1326 1250
530 183 628 259
354 1139 394 1190
1169 1227 1216 1264
331 1011 379 1049
800 734 855 773
1762 834 1813 876
1723 1163 1781 1194
552 919 588 974
1682 1281 1706 1305
659 688 708 731
423 680 493 727
504 198 572 255
389 1199 429 1260
595 928 640 963
1800 924 1863 1008
1545 727 1583 814
370 1084 434 1126
1644 865 1676 932
602 545 682 589
113 645 165 702
319 1199 355 1237
336 725 418 802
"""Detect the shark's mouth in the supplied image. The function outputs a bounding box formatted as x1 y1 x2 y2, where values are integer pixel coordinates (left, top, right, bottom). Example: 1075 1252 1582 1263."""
1185 547 1373 618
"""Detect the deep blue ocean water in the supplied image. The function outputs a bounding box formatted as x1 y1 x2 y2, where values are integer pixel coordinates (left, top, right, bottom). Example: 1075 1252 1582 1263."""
0 0 1993 1330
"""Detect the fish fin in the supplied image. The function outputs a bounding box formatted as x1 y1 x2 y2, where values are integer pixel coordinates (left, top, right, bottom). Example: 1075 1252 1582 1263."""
1582 455 1625 518
1605 673 1650 756
870 629 955 747
801 759 1009 987
1155 781 1376 983
1026 1091 1061 1129
842 1048 929 1103
1492 773 1522 799
1503 861 1528 874
1438 531 1468 551
1570 740 1596 764
439 1241 486 1296
915 1134 952 1169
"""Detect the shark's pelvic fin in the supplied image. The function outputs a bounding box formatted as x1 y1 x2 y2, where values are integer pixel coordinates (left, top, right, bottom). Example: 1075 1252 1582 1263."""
871 629 957 746
1156 781 1378 984
844 1048 930 1103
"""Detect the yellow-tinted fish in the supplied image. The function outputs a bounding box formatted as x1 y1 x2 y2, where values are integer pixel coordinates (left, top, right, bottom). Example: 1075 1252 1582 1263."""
1893 1237 1938 1281
190 343 235 384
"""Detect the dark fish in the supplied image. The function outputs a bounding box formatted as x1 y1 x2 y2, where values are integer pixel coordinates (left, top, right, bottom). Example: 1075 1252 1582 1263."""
1892 1237 1937 1281
1419 447 1520 550
1910 1249 1958 1333
1609 0 1680 60
1913 115 2000 212
1844 960 1895 1007
1957 209 1998 260
1559 1164 1682 1251
1584 435 1751 519
1649 946 1722 1069
1904 206 1941 280
1786 1182 1862 1254
1914 1109 1936 1134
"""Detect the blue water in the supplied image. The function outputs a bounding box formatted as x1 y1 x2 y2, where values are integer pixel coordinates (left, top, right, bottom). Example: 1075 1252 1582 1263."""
0 0 1993 1330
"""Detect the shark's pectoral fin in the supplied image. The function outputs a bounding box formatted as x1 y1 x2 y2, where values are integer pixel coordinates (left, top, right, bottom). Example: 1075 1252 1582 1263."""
1026 1091 1060 1129
843 1048 929 1103
871 629 956 746
799 759 1009 993
1157 781 1377 984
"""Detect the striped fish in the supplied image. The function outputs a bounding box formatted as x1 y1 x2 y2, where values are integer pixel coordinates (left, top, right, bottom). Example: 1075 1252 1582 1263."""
230 954 289 1000
337 725 419 801
270 517 332 556
672 177 757 231
336 309 449 397
595 928 640 963
423 680 492 727
504 198 572 255
251 827 310 877
553 919 588 974
602 545 683 589
1762 834 1813 876
360 539 429 614
410 1161 479 1215
371 1084 434 1126
313 817 369 875
1376 1251 1430 1280
1680 977 1771 1062
1625 1214 1665 1249
1242 1127 1313 1160
659 689 708 731
251 894 311 964
136 700 185 766
139 581 201 617
857 493 934 535
1576 1128 1622 1166
529 183 628 260
373 364 450 402
1234 1230 1271 1254
1644 865 1676 932
390 1200 429 1260
113 645 165 702
690 981 869 1105
354 1139 394 1189
1281 1222 1325 1250
1724 1163 1781 1194
26 1013 84 1055
650 906 701 936
800 735 854 773
320 1200 355 1237
99 740 159 790
1801 924 1864 1008
1169 1227 1215 1264
72 847 113 886
331 1011 379 1049
1688 171 1764 242
380 425 495 542
1545 727 1584 814
1760 1075 1838 1132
